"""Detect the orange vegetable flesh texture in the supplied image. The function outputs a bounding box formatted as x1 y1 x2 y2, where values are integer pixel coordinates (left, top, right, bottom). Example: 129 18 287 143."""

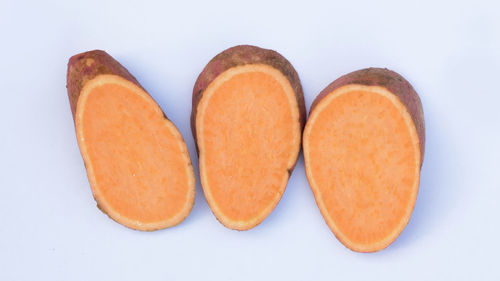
78 80 192 226
198 67 299 228
305 87 420 249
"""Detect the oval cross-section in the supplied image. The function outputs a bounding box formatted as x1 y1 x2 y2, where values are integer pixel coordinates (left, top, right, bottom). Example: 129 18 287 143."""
304 81 423 252
196 64 302 230
76 74 195 230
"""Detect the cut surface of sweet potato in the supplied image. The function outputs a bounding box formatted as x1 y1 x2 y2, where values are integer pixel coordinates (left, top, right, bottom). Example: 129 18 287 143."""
303 68 424 252
67 51 194 231
193 46 306 230
197 65 300 229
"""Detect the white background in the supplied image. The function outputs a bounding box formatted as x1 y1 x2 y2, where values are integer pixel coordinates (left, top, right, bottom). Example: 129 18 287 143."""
1 0 499 280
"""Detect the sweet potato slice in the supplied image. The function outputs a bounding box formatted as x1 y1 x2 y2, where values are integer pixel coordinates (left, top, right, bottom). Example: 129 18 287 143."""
192 45 306 230
303 68 425 252
67 50 195 231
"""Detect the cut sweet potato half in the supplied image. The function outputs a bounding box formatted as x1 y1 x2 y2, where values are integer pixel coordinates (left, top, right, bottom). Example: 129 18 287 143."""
67 50 195 231
303 68 425 252
192 45 306 230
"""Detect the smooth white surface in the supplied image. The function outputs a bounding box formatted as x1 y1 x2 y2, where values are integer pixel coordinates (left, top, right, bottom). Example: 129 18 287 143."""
1 1 499 280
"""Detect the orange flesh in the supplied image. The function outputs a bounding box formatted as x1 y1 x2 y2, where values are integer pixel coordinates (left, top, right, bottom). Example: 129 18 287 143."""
197 65 300 229
304 86 420 251
76 76 194 230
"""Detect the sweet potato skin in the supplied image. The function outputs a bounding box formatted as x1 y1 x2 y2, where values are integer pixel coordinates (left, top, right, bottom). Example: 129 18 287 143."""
66 50 145 119
191 45 307 147
310 68 425 165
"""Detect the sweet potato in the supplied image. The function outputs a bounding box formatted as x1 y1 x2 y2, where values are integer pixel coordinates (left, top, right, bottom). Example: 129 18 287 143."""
67 50 195 231
303 68 425 252
192 45 306 230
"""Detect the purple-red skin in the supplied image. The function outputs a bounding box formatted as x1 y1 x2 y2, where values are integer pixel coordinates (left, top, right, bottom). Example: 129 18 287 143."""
310 68 425 165
66 50 143 120
191 45 307 147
